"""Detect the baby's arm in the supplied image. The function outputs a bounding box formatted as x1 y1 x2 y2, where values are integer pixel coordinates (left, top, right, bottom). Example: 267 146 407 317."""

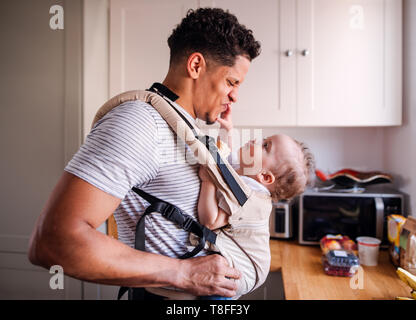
198 167 229 230
217 105 233 151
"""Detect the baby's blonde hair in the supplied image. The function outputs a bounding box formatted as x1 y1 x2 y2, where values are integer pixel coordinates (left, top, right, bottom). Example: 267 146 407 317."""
270 140 315 200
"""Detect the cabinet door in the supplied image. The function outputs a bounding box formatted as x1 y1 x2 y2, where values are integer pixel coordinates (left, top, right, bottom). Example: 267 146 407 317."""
297 0 402 126
201 0 297 126
110 0 199 96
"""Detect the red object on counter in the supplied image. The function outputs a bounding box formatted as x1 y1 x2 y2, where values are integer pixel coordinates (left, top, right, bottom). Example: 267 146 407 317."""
315 168 393 187
322 257 358 277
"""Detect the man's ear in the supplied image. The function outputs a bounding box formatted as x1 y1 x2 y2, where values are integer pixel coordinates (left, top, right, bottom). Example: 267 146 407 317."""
187 52 206 79
257 170 275 186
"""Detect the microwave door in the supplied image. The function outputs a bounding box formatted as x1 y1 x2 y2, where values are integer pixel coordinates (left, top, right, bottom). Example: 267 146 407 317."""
300 196 378 244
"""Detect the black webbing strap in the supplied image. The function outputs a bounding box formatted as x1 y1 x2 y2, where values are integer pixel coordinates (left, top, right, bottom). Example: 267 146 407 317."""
131 187 217 246
117 187 217 300
117 204 152 301
196 135 248 206
149 83 199 138
148 83 248 207
150 82 179 101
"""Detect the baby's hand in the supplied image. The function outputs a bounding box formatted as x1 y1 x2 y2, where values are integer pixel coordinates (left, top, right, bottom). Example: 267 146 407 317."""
217 104 233 133
198 166 211 182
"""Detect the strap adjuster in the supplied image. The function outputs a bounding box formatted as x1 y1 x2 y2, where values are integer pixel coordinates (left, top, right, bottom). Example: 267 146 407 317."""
182 216 196 232
161 205 177 220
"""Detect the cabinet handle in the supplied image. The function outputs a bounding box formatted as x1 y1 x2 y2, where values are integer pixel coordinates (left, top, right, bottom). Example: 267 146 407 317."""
285 50 293 57
301 49 310 56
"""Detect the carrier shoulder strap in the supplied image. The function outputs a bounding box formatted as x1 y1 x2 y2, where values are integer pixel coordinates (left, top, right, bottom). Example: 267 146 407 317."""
147 83 248 207
92 84 250 208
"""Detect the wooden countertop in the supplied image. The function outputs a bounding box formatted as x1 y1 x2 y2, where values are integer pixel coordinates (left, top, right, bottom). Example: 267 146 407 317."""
269 239 412 300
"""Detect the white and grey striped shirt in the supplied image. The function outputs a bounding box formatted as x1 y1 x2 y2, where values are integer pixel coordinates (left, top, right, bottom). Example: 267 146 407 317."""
65 100 207 258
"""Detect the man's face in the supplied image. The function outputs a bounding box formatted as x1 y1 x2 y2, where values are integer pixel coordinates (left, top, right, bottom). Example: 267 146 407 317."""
193 55 251 124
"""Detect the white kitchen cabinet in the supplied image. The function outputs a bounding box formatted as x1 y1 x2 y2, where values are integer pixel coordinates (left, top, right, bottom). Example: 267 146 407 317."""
199 0 297 127
110 0 297 126
110 0 402 127
296 0 402 126
216 0 402 127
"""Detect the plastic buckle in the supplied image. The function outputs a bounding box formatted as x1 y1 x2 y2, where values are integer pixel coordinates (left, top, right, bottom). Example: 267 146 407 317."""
182 216 196 232
162 205 177 220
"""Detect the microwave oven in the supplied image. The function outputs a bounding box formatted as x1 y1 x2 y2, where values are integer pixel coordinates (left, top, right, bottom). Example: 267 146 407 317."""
298 186 405 247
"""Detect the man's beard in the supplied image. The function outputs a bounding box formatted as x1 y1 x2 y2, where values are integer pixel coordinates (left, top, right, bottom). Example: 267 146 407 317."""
205 112 216 125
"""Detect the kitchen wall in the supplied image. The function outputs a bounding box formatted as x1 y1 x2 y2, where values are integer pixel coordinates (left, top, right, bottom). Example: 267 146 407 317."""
237 127 385 177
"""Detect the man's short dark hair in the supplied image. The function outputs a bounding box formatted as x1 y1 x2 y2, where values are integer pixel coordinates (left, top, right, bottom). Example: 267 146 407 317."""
167 7 261 67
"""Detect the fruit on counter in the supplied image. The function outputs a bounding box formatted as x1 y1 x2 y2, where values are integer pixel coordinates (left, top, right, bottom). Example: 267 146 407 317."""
320 234 358 255
327 240 342 250
341 239 357 251
396 267 416 291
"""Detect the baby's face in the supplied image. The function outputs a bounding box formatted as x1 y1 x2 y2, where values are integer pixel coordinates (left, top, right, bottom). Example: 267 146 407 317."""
238 134 302 176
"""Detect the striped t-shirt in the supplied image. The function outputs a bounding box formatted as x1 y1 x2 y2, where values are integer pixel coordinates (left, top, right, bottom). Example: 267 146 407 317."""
65 99 207 258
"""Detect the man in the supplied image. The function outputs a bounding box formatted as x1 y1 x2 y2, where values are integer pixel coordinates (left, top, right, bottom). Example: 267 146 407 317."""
28 7 261 298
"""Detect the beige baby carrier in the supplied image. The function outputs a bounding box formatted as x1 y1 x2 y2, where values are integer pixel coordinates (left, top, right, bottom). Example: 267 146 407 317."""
92 83 272 300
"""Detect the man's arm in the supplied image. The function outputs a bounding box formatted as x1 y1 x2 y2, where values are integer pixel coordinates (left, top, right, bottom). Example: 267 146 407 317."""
28 171 240 297
197 167 229 230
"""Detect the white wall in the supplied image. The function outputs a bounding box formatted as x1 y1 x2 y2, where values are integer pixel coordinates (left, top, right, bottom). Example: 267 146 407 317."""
83 0 109 139
234 126 385 174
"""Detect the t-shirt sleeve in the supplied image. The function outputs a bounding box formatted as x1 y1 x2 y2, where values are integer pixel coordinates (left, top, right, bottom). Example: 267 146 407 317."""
65 101 160 199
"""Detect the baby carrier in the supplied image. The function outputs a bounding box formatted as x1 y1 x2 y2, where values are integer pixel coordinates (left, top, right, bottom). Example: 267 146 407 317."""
92 83 271 300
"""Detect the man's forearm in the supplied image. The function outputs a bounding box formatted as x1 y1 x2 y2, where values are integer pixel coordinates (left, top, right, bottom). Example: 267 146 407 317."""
30 221 181 288
28 172 240 297
30 220 240 297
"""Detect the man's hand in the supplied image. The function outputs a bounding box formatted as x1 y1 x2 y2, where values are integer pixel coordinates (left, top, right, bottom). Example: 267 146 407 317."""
176 254 241 297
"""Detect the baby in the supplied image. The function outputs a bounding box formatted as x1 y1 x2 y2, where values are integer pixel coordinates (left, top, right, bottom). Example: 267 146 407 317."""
198 134 314 230
197 116 314 299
